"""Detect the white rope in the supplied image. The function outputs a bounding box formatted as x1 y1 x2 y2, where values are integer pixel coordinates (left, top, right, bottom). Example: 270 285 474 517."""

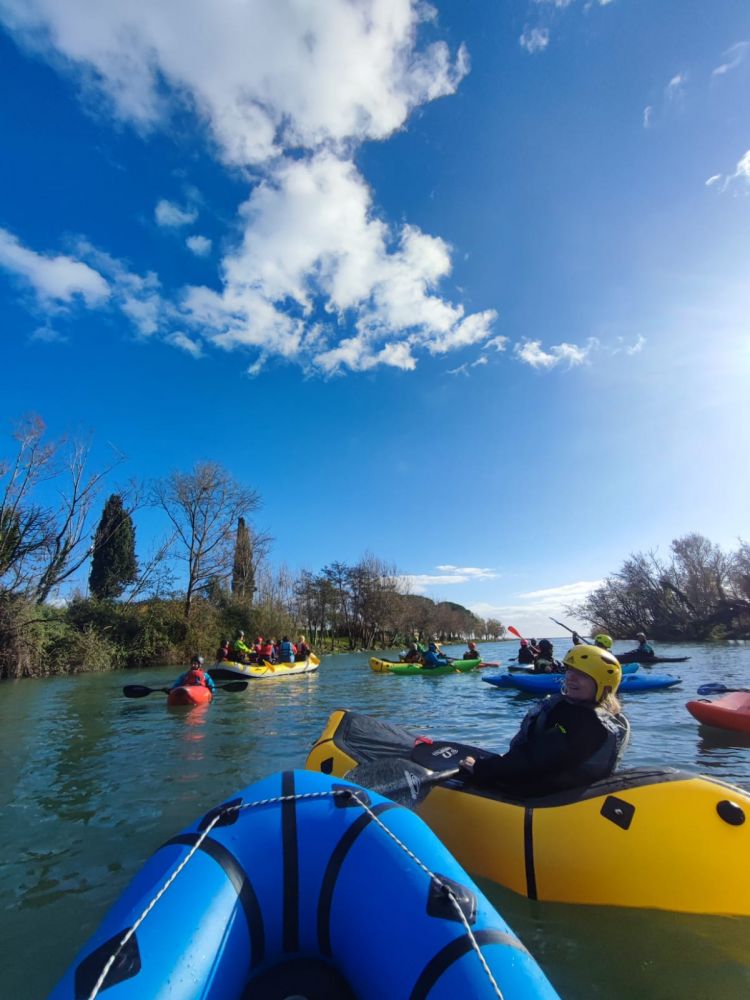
87 790 334 1000
354 794 505 1000
87 785 504 1000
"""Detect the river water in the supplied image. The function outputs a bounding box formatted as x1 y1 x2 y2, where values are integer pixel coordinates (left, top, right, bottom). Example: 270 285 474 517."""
1 640 749 998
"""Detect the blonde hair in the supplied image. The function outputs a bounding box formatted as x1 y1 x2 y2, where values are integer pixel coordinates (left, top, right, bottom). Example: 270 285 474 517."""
600 691 622 715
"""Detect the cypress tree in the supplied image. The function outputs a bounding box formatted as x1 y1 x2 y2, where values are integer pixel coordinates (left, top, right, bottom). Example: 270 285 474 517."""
88 494 137 599
232 516 255 599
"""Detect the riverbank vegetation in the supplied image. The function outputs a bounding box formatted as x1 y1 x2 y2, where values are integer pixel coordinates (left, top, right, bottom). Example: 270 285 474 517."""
572 533 750 640
0 416 502 679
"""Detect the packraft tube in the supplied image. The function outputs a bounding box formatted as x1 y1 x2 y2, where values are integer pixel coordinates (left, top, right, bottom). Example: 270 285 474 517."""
306 710 750 916
166 685 213 707
210 654 319 682
686 693 750 734
483 672 679 694
50 770 559 1000
389 658 480 676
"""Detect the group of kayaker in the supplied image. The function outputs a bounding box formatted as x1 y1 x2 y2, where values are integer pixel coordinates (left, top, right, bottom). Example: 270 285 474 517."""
461 640 630 796
401 639 481 669
216 631 312 665
516 630 656 673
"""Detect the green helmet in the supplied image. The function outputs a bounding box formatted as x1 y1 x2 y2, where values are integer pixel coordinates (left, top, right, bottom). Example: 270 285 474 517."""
594 634 613 650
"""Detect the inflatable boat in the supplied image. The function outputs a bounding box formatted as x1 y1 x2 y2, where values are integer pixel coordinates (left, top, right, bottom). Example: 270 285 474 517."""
209 654 320 681
306 710 750 916
686 693 750 734
483 672 680 694
50 770 558 1000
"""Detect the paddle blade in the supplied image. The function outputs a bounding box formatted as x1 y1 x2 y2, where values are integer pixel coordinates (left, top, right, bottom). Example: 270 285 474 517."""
345 758 459 807
309 653 321 666
123 685 167 698
697 684 726 695
507 625 524 640
696 683 750 696
218 680 248 692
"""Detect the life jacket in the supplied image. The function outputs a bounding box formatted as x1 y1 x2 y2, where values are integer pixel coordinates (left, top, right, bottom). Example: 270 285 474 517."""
185 668 208 687
509 694 630 786
279 640 295 662
518 646 535 664
261 643 274 659
216 646 229 662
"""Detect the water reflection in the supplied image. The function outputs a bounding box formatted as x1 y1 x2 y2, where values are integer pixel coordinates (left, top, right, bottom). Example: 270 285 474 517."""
1 641 749 999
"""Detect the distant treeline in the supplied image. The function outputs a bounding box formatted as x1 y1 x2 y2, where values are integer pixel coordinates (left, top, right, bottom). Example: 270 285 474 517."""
0 416 503 679
571 533 750 641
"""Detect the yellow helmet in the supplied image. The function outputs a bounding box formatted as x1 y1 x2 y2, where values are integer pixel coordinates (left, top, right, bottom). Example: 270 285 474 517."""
563 644 621 701
594 633 613 650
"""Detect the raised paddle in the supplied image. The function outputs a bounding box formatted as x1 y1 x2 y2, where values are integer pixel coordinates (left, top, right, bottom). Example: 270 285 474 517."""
345 758 462 806
696 683 750 696
549 616 593 642
123 681 248 698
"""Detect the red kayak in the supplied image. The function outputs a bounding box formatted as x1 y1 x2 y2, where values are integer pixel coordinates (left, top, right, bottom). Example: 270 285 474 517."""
477 661 499 669
686 693 750 734
167 685 213 707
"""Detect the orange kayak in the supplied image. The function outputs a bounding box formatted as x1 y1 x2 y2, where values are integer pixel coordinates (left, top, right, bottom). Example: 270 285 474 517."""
686 693 750 733
167 685 213 707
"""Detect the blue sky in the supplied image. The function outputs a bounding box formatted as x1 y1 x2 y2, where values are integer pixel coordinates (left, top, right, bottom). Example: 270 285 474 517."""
0 0 748 634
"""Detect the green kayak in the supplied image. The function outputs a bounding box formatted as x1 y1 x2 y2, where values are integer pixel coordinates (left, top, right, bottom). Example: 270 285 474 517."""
389 658 480 676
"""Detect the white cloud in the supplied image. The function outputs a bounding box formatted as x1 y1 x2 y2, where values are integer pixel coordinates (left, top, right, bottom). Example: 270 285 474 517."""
76 241 165 336
520 27 549 54
30 323 66 343
0 0 468 167
643 105 653 129
514 337 592 369
712 41 748 77
155 199 198 228
665 72 686 101
400 565 498 594
471 579 603 635
711 149 750 193
181 151 497 373
0 227 110 307
484 335 507 352
185 234 212 257
534 0 573 7
167 331 203 357
624 334 645 355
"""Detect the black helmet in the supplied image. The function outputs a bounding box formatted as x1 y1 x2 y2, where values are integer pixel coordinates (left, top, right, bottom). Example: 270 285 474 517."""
538 639 553 652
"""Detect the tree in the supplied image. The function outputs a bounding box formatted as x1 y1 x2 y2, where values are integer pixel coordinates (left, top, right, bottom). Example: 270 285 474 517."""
0 415 123 603
151 462 261 618
88 494 138 599
231 516 255 600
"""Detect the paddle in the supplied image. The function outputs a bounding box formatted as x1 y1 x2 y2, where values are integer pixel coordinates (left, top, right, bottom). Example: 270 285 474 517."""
696 683 750 696
549 616 593 642
345 758 462 806
123 681 248 698
507 625 526 641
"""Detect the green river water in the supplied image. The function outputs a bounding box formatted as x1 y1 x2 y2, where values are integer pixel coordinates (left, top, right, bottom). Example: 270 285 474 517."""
1 640 749 998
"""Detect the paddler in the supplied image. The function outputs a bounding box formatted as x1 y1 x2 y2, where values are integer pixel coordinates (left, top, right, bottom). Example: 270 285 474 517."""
421 642 451 670
169 655 216 694
463 640 479 660
460 644 629 795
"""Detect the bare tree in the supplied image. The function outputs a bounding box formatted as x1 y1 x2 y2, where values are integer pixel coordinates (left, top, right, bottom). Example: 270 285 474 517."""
0 415 125 603
151 462 260 617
